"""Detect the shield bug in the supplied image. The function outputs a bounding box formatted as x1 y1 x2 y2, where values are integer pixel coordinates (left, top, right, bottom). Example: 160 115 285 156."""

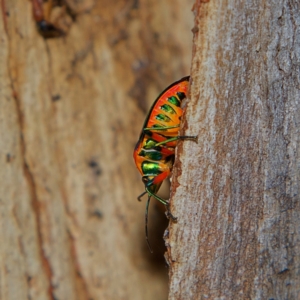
133 76 197 251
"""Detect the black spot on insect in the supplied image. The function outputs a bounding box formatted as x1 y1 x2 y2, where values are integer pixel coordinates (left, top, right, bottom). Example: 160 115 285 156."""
176 91 186 100
166 155 175 165
88 159 102 176
52 94 61 102
143 129 153 137
6 153 11 163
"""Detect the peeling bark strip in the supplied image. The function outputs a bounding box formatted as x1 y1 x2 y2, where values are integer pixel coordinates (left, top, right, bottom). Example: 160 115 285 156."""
168 1 300 299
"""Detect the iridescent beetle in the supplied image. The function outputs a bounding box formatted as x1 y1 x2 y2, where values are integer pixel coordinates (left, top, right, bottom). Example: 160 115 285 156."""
133 76 197 251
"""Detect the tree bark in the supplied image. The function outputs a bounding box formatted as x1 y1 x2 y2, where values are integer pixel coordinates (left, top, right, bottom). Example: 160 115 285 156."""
167 1 300 299
0 0 193 299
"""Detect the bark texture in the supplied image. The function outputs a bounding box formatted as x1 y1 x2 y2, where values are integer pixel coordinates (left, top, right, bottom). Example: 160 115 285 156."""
167 1 300 299
0 0 193 299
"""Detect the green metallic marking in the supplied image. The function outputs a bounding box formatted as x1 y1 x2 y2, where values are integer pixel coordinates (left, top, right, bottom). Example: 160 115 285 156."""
144 125 179 131
144 139 157 149
161 104 176 114
145 130 152 137
141 161 161 175
148 151 162 160
176 91 186 100
168 96 181 107
139 149 163 161
155 114 171 122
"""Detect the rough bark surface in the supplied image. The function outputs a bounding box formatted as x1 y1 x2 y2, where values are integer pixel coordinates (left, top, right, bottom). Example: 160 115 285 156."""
167 1 300 299
0 0 193 299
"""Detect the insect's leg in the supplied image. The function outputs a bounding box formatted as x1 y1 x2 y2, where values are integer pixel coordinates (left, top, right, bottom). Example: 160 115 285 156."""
145 187 177 221
145 195 153 253
137 189 154 251
145 187 168 205
154 135 198 147
144 125 179 132
137 191 147 202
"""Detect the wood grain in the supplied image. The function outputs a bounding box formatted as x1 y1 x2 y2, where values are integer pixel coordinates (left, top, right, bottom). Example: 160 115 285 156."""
0 0 193 299
168 1 300 299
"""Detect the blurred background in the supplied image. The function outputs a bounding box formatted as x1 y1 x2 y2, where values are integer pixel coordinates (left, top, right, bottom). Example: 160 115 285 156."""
1 0 193 299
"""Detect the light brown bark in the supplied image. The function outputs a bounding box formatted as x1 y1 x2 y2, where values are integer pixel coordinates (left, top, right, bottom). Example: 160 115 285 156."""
167 1 300 299
0 0 193 299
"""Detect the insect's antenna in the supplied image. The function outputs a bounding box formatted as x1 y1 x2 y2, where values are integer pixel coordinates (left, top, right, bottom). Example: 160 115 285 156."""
145 195 153 253
137 191 147 202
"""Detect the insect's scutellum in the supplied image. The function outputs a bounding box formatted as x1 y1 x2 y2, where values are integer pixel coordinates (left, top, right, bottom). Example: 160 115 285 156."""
133 76 197 251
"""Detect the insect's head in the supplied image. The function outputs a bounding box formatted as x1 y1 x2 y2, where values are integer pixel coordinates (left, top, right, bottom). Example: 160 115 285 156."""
142 175 153 186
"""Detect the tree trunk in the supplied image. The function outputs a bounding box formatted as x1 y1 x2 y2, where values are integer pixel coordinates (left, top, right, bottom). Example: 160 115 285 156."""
167 1 300 299
0 0 193 299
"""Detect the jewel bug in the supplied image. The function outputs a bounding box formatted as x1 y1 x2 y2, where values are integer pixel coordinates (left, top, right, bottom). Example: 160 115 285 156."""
133 76 197 251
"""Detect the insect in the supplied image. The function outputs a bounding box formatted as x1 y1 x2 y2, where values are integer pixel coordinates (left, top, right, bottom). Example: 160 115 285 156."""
133 76 197 251
32 0 68 38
